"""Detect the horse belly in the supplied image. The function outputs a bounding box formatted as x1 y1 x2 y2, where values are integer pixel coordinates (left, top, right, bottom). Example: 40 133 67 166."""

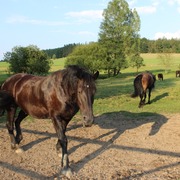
16 91 50 119
23 104 49 119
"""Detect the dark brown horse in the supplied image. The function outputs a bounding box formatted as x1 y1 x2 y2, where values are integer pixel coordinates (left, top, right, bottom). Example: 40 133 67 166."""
131 72 156 108
0 65 99 178
157 73 163 81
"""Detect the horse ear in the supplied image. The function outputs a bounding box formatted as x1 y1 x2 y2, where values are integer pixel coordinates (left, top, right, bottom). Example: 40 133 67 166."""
76 69 83 79
93 71 99 80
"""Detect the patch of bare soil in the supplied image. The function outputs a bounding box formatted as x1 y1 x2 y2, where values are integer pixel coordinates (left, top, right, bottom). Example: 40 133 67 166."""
0 112 180 180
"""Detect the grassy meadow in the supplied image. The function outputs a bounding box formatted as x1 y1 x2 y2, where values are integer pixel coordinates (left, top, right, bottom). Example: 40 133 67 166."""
95 53 180 116
0 53 180 123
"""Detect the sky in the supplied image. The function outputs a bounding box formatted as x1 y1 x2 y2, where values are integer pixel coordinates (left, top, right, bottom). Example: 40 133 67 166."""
1 0 180 60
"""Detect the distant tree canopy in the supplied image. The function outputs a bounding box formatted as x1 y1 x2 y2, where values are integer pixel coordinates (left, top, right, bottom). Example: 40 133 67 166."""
3 45 51 75
43 38 180 60
140 38 180 53
43 43 77 59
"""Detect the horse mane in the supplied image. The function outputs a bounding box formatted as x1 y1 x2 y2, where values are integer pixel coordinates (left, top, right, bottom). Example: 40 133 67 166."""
53 65 93 97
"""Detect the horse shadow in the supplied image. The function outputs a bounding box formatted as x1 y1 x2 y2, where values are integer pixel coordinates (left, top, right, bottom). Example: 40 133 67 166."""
151 92 169 103
94 111 168 136
69 111 171 174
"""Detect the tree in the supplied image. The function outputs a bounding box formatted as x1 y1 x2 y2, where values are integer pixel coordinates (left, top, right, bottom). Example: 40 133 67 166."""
98 0 141 76
65 42 105 73
129 54 144 72
3 45 51 75
129 32 145 72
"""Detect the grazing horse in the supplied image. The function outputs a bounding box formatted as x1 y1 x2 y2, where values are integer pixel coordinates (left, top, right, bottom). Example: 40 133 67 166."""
176 70 180 77
0 65 99 178
157 73 163 81
131 72 156 108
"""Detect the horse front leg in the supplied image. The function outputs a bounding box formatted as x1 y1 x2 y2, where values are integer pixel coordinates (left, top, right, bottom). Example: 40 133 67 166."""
6 107 17 149
52 118 72 178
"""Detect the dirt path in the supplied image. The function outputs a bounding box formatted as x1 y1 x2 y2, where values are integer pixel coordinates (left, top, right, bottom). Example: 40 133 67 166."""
0 112 180 180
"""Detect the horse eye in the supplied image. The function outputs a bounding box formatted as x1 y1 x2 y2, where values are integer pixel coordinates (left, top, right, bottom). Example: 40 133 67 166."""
86 85 89 88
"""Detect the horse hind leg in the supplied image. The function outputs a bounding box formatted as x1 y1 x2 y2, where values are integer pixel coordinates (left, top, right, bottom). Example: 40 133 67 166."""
6 107 17 149
143 91 147 104
147 88 152 104
15 110 27 144
138 93 144 108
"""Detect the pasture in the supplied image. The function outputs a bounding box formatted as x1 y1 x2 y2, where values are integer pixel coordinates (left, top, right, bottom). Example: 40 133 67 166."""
0 54 180 179
0 53 180 115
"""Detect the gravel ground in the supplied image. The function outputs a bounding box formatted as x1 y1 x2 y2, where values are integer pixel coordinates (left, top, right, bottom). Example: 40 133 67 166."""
0 112 180 179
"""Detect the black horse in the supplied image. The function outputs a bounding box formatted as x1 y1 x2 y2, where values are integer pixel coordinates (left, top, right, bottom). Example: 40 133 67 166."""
0 65 99 178
131 72 156 108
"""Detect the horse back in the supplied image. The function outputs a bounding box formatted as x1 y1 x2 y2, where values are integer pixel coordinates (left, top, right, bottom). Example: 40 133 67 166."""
141 72 155 90
1 73 56 118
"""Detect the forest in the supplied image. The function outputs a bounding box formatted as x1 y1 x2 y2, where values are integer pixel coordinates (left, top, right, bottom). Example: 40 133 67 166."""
43 38 180 59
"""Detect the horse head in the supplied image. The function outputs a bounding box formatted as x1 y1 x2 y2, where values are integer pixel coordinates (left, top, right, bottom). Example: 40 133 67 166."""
76 69 99 127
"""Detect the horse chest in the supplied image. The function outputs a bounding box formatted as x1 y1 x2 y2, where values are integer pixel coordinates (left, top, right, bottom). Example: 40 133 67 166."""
57 102 79 120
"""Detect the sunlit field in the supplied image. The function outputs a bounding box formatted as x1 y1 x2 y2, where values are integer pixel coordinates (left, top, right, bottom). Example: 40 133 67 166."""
0 54 180 120
95 53 180 115
49 58 66 72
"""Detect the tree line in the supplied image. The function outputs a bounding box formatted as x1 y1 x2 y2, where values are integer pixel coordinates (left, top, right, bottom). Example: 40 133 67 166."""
43 43 77 59
140 38 180 53
43 38 180 59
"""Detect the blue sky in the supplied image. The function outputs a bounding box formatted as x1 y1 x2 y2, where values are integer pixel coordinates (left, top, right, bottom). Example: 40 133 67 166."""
1 0 180 60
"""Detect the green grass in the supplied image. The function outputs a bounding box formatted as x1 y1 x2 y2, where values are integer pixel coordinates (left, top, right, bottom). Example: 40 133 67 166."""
94 53 180 116
50 58 66 71
94 72 180 116
0 61 10 84
0 54 180 124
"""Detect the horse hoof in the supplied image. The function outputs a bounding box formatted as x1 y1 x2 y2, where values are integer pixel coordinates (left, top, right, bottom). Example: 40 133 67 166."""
15 147 24 154
61 168 73 179
11 144 16 149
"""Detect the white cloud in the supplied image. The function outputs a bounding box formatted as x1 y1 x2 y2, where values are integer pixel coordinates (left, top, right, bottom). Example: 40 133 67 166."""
66 10 103 21
136 6 157 14
168 0 180 5
6 15 68 26
154 31 180 39
168 0 180 13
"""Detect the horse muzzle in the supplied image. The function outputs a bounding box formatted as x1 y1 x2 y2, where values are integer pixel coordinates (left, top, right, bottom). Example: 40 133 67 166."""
82 115 94 127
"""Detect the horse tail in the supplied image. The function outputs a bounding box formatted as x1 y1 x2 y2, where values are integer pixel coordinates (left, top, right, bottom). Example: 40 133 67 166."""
0 90 14 116
131 74 143 98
